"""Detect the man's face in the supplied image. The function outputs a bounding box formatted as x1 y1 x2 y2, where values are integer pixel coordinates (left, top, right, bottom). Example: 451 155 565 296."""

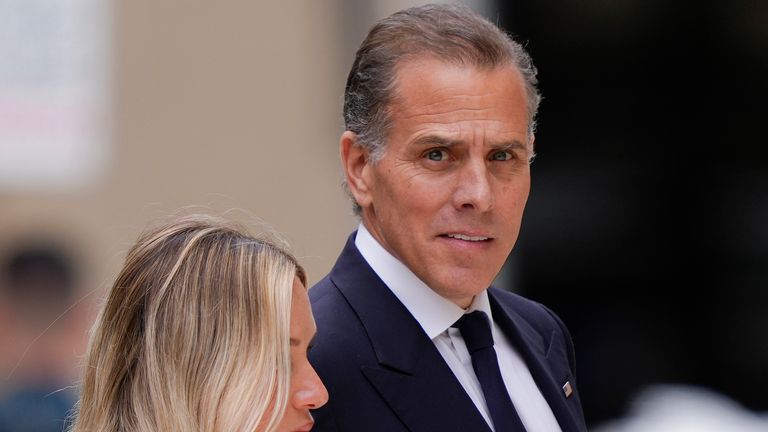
349 57 532 308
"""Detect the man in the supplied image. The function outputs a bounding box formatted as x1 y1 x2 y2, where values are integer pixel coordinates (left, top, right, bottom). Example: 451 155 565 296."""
309 4 587 431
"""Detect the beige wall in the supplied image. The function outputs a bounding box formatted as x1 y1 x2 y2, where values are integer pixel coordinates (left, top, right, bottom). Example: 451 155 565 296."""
0 0 496 393
0 1 358 307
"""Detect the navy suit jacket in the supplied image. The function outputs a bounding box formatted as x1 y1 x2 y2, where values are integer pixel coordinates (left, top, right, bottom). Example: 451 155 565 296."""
309 233 587 431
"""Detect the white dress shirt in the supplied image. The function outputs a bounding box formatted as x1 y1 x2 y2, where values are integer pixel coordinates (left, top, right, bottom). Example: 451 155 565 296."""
355 224 562 432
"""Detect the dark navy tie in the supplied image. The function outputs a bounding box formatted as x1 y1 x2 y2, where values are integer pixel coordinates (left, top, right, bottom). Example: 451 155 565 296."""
454 311 527 431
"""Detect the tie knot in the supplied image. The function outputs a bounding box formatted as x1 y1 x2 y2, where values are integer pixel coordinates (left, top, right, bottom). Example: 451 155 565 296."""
453 310 494 353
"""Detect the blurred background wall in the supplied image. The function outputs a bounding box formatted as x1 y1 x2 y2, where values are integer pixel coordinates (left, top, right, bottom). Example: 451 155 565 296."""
0 0 765 430
1 1 358 430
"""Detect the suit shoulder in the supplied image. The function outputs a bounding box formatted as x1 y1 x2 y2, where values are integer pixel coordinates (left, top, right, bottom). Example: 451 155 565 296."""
308 275 369 356
308 276 358 328
309 275 336 302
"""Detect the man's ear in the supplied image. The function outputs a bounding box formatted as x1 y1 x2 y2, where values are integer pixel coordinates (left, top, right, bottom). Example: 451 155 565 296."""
528 135 537 164
340 131 374 209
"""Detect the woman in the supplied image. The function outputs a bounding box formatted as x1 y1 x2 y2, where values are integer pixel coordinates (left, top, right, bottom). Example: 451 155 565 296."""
71 215 328 431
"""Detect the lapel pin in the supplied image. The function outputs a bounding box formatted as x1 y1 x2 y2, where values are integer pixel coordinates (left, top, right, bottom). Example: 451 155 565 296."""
562 381 573 398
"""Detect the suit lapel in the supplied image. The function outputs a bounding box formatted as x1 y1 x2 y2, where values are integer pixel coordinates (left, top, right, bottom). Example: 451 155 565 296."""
489 290 585 432
329 235 491 432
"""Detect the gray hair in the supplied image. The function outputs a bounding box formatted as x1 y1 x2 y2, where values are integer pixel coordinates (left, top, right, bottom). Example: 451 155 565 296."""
343 3 542 215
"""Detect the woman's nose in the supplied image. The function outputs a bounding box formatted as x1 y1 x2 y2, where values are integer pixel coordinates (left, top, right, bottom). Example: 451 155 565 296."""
295 365 329 409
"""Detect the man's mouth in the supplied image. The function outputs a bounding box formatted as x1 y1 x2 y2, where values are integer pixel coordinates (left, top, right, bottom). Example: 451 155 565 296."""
442 233 491 242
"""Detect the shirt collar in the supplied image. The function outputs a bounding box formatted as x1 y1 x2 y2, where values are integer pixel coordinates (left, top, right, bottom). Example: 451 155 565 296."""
355 223 493 339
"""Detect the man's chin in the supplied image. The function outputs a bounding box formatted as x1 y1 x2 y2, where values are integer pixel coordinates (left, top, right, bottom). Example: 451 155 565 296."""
428 275 495 307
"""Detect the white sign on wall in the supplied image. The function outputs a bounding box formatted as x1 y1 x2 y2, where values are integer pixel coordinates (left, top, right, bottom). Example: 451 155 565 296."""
0 0 111 192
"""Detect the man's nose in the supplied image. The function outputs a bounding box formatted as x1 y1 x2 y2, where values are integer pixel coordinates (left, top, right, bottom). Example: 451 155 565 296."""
296 365 329 409
453 159 493 212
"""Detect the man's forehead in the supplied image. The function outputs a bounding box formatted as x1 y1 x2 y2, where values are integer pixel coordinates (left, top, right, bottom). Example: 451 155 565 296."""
388 58 525 115
391 55 520 90
386 59 528 126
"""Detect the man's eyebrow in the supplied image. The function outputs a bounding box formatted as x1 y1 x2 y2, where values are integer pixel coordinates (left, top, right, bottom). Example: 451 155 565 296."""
411 135 463 148
411 135 529 151
493 139 528 151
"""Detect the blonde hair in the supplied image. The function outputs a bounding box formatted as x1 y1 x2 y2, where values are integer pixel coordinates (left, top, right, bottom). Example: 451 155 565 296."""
71 215 306 432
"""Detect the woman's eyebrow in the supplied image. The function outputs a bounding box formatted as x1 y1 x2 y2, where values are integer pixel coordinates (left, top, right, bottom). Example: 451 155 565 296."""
290 332 317 347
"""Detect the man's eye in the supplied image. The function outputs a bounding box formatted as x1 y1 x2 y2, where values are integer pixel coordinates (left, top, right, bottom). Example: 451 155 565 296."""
490 151 513 161
425 149 447 161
